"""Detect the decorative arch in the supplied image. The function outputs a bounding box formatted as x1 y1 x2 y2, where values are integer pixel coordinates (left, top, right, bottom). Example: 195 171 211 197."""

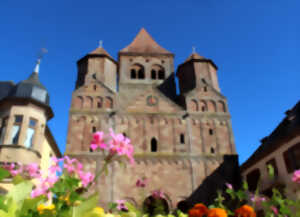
130 63 145 79
207 100 217 112
190 99 199 111
143 195 169 216
104 96 113 109
73 96 83 108
199 100 208 112
84 96 93 109
95 96 103 108
217 100 226 112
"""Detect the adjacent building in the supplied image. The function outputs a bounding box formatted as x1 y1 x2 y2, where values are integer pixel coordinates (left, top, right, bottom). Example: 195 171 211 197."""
0 59 62 193
240 101 300 200
65 28 238 208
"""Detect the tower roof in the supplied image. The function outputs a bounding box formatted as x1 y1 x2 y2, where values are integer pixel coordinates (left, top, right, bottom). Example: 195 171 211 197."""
185 52 205 62
120 28 172 55
89 47 113 59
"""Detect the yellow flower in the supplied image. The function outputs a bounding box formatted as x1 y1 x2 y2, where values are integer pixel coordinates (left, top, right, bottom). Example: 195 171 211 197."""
207 208 227 217
37 203 55 214
94 207 105 214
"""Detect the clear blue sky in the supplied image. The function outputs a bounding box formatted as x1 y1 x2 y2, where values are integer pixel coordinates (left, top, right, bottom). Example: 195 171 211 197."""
1 0 299 164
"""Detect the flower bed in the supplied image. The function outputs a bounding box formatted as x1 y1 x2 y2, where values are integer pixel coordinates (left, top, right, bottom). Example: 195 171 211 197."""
0 129 300 217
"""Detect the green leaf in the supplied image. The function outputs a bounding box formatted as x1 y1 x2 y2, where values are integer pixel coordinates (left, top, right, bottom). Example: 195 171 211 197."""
20 195 44 216
73 193 99 217
12 175 25 185
242 180 248 191
267 164 275 179
7 181 33 204
0 168 10 181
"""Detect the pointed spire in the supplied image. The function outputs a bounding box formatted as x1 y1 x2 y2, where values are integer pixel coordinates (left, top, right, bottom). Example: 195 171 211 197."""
185 50 205 63
33 59 41 74
120 28 172 55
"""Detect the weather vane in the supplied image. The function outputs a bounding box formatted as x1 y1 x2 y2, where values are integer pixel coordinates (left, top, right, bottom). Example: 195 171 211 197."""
99 40 103 48
34 48 48 73
192 46 196 54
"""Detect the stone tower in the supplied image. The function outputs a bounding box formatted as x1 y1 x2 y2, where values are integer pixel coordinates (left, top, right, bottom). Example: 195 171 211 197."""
66 28 237 208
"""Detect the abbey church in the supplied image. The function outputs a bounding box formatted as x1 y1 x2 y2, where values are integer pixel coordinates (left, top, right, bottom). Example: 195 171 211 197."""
65 28 238 207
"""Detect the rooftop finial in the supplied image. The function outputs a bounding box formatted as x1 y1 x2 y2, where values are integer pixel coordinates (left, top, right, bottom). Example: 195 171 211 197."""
192 46 196 54
34 48 48 74
99 40 103 48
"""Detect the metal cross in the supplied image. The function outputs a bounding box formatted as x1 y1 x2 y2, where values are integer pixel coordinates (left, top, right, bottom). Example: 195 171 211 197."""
192 46 196 54
99 40 103 48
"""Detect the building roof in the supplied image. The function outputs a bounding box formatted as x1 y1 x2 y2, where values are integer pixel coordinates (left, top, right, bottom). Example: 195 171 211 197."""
10 72 50 106
185 52 205 62
119 28 173 55
240 100 300 171
89 47 113 58
0 81 14 100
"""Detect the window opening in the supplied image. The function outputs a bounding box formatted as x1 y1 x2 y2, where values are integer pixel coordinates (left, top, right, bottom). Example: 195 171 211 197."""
92 127 97 133
0 117 8 144
210 147 215 153
11 115 23 145
151 138 157 152
204 86 207 92
151 70 156 80
25 118 37 148
158 70 165 80
94 85 97 91
180 134 185 144
131 69 136 79
138 69 145 79
209 129 214 135
201 106 206 112
123 132 127 137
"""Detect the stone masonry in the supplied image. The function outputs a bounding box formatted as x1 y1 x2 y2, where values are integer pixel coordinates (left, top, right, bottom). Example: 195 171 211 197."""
65 28 237 208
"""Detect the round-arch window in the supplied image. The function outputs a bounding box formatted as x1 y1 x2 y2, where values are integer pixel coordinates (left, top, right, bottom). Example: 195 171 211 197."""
151 138 157 152
211 147 215 154
143 196 169 216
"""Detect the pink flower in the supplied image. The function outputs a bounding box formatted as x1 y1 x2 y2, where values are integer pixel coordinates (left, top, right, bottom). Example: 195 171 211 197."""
63 156 78 173
271 206 278 215
225 183 233 190
292 169 300 184
79 171 94 187
116 199 128 211
152 189 165 199
90 132 107 151
250 194 266 208
25 163 41 178
136 177 147 188
108 128 135 165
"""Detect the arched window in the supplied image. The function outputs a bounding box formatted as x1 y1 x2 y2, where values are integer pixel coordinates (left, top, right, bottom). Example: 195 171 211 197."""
209 129 214 135
130 64 144 80
217 101 226 112
151 138 157 152
211 147 215 154
104 96 113 109
74 96 83 108
96 96 103 108
199 100 207 112
151 65 165 80
92 126 97 133
138 69 145 79
180 134 185 144
190 99 198 111
131 69 137 79
151 70 156 79
158 70 165 80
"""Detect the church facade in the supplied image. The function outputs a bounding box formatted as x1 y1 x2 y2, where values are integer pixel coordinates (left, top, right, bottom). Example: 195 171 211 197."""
65 28 236 207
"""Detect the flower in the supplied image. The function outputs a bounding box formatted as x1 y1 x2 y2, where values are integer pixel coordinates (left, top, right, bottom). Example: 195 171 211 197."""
270 206 278 215
136 177 147 188
225 183 233 190
91 132 107 151
151 189 165 199
207 208 227 217
250 194 266 208
292 169 300 184
93 206 105 216
37 204 55 214
188 203 208 217
79 171 95 187
234 205 256 217
116 199 128 211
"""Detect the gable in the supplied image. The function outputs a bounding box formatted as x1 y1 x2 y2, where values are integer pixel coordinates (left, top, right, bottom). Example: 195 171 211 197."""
185 80 226 100
125 87 183 113
74 81 115 96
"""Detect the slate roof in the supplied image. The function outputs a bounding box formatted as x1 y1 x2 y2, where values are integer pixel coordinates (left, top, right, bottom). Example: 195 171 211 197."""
0 72 50 106
240 100 300 171
119 28 173 55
